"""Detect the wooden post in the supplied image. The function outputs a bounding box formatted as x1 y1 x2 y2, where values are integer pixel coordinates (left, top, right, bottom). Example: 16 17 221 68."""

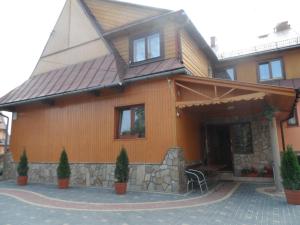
269 117 283 192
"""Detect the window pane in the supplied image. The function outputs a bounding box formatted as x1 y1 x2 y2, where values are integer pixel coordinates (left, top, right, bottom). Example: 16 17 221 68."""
271 60 283 79
288 110 297 125
120 110 131 135
225 68 235 80
259 63 270 81
133 107 145 138
147 33 160 59
133 38 145 62
288 116 296 125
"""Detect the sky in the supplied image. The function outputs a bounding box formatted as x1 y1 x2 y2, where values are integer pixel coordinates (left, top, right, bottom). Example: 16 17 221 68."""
0 0 299 127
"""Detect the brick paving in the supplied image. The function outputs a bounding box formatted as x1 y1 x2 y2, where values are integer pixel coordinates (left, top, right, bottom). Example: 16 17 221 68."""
0 181 299 225
0 182 237 211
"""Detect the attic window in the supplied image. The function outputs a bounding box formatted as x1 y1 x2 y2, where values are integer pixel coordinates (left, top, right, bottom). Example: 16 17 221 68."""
131 32 162 64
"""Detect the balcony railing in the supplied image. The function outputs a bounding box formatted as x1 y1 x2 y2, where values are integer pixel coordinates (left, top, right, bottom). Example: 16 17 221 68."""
218 36 300 60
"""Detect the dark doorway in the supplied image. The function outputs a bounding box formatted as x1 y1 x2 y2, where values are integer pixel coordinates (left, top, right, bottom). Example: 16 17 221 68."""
206 125 233 171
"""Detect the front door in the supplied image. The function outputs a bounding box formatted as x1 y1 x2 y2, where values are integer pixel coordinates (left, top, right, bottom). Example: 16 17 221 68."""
206 125 233 171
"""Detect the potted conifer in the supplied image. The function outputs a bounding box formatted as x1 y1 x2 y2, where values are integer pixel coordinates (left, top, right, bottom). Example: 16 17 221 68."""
57 148 71 189
17 150 29 185
114 147 129 194
281 145 300 204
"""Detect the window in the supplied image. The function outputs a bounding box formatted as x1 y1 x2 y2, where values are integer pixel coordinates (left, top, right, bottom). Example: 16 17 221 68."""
258 59 284 81
214 67 236 80
117 105 145 138
231 123 253 154
225 67 236 80
131 32 161 64
288 109 298 126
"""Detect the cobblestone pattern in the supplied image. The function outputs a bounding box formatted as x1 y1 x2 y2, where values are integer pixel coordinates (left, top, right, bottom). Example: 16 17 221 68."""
233 119 272 175
0 182 236 211
0 183 299 225
19 148 185 193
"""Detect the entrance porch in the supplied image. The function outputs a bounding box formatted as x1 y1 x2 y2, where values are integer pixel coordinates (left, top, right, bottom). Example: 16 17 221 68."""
173 75 296 190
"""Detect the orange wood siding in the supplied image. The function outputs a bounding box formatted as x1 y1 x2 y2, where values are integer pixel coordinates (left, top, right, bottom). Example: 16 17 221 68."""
84 0 163 32
279 102 300 151
10 79 177 164
283 49 300 79
218 48 300 83
112 22 179 64
180 30 210 77
176 111 202 163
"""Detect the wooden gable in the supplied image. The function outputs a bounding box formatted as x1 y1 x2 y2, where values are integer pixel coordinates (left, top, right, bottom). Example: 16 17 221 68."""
32 0 110 76
83 0 167 32
180 30 211 77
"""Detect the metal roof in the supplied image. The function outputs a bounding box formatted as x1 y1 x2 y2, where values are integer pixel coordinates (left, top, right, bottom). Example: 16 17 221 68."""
0 55 184 108
264 78 300 89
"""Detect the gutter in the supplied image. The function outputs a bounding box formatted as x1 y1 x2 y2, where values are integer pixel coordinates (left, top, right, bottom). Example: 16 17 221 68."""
0 67 188 110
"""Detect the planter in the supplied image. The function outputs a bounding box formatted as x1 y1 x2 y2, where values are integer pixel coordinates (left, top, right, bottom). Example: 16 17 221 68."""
17 176 28 185
285 189 300 205
247 173 258 177
58 178 70 189
115 182 127 194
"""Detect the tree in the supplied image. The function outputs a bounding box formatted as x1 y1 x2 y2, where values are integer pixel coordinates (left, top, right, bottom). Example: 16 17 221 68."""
114 147 129 183
17 149 29 176
281 145 300 190
57 148 71 179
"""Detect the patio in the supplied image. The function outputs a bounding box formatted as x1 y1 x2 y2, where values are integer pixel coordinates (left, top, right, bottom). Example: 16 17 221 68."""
0 181 299 225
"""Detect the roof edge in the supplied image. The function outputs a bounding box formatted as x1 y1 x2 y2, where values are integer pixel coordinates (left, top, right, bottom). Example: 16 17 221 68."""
0 67 188 110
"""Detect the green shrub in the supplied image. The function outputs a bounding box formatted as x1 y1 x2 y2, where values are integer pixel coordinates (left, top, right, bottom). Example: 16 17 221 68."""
114 147 129 183
281 145 300 190
57 148 71 179
17 150 29 176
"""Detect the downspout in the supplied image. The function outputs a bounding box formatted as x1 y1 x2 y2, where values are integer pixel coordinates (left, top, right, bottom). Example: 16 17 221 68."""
0 112 9 153
280 88 300 151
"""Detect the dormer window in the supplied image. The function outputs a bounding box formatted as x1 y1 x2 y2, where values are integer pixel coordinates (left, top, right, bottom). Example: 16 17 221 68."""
131 32 162 64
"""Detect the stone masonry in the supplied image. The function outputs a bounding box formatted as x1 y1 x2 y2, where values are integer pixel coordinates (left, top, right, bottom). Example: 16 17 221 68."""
233 119 272 175
2 151 16 180
2 148 185 193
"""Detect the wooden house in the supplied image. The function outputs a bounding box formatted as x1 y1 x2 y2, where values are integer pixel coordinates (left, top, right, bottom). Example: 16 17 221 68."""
0 0 298 192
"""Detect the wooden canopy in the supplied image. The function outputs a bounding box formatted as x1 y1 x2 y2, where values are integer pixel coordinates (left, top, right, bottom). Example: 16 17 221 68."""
174 75 296 120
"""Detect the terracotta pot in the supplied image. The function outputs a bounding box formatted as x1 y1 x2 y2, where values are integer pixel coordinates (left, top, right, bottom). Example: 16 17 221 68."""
115 182 127 194
285 189 300 205
58 178 69 189
17 176 28 185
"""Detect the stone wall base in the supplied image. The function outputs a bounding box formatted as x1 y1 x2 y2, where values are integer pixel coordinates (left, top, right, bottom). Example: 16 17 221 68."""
4 148 185 193
2 152 16 180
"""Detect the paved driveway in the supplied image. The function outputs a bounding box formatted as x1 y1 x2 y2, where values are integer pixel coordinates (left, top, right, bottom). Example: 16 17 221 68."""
0 181 299 225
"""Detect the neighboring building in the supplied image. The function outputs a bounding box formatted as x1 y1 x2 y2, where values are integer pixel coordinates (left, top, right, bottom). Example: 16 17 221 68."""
0 116 6 155
0 0 297 192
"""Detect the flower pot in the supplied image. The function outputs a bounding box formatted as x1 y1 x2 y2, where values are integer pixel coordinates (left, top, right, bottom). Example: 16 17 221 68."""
17 176 28 185
115 182 127 194
247 173 258 177
58 178 69 189
285 189 300 205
